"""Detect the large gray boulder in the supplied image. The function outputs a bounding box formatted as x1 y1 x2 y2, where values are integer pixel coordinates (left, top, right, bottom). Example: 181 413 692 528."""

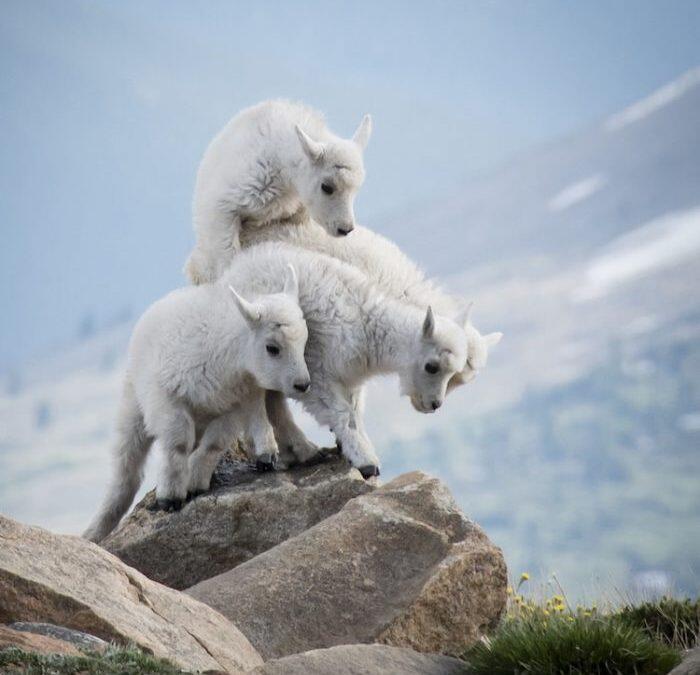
0 515 262 673
188 471 507 660
670 647 700 675
102 451 374 589
253 644 466 675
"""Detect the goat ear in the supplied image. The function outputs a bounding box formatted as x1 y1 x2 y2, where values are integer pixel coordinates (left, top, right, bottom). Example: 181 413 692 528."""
454 301 474 329
283 263 299 299
295 125 324 162
422 306 435 340
352 114 372 150
228 285 261 326
483 332 503 348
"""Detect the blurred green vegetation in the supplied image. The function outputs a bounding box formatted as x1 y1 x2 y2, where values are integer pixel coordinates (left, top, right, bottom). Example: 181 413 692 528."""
0 645 183 674
384 327 700 600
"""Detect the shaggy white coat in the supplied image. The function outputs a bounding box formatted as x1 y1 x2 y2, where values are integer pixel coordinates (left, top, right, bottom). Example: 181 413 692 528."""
186 99 372 284
240 220 503 379
83 266 309 542
191 242 469 484
240 222 502 463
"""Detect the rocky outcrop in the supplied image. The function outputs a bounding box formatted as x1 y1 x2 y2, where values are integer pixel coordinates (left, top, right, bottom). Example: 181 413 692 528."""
102 451 374 589
0 625 81 657
0 515 262 673
188 471 507 660
252 644 466 675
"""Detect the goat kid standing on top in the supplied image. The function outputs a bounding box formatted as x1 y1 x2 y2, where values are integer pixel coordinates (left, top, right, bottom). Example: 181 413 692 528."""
186 100 372 284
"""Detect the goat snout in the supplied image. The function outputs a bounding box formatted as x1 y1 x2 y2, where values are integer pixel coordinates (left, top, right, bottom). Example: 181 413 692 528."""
336 223 354 236
431 399 442 410
293 380 311 393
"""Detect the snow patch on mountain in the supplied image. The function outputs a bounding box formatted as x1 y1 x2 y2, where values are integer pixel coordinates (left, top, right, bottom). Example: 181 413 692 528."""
548 174 607 212
575 206 700 301
605 67 700 132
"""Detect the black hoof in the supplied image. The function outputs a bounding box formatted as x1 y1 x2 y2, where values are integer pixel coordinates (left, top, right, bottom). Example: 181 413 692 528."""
255 453 277 472
153 498 184 512
358 465 380 480
336 440 343 452
187 488 206 501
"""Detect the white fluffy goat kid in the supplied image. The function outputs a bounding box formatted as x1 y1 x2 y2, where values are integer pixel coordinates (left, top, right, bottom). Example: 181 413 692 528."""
187 242 470 489
240 220 503 383
83 265 309 542
185 100 372 284
239 223 502 464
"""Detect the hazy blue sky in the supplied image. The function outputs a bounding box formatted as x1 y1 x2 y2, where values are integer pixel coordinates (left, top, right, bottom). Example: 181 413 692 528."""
2 0 700 368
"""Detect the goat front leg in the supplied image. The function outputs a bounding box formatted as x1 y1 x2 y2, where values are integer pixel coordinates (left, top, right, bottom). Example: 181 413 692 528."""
349 387 373 450
187 408 243 498
185 210 242 284
147 400 196 512
343 386 380 478
265 390 320 466
241 390 280 471
305 383 380 479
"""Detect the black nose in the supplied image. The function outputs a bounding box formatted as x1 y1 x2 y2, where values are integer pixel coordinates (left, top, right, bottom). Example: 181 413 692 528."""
431 400 441 410
294 381 310 393
336 225 354 236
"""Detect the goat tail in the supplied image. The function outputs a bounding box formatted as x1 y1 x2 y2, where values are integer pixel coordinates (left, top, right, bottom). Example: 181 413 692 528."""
83 381 151 542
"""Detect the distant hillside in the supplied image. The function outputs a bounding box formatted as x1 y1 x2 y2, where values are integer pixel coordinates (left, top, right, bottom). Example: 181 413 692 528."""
383 67 700 275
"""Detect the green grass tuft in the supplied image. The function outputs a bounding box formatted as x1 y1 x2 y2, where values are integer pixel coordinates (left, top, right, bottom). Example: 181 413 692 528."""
0 645 186 674
465 614 681 675
617 596 700 649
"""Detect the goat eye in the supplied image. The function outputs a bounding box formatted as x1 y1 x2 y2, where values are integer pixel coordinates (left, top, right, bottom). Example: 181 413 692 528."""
425 362 439 375
266 344 280 356
321 182 334 195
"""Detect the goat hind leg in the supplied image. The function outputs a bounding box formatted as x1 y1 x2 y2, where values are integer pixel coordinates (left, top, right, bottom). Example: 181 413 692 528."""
187 409 242 497
152 404 196 511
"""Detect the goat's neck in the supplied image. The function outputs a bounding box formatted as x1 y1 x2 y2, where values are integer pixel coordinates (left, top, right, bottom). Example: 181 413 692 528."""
364 298 417 374
210 289 254 371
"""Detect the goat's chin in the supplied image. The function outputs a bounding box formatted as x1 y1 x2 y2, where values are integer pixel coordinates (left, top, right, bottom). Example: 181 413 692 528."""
409 396 433 414
317 223 339 237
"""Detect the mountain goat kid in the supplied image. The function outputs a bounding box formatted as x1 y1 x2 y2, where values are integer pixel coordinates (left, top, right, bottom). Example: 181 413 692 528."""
185 99 372 285
186 242 469 487
83 265 309 542
240 220 503 380
239 223 501 463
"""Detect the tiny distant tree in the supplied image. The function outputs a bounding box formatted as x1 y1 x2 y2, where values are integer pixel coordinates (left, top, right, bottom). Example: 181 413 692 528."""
78 311 96 340
35 400 51 429
5 369 22 396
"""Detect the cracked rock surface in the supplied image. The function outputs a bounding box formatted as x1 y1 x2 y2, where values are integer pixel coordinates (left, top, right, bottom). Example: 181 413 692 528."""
0 515 262 673
102 451 374 590
187 471 507 660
